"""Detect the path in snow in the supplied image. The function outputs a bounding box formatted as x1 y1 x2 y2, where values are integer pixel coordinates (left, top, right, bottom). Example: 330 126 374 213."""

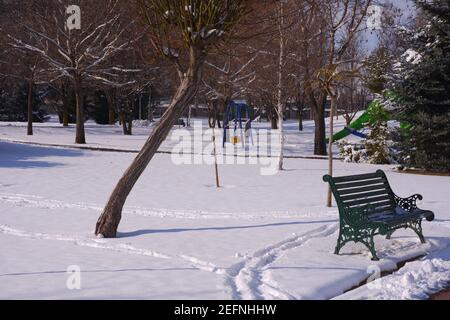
225 224 339 300
0 192 336 221
0 224 171 259
0 221 339 300
1 187 447 300
0 191 342 300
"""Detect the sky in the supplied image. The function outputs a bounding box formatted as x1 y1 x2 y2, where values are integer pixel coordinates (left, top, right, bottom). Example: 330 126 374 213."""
364 0 417 52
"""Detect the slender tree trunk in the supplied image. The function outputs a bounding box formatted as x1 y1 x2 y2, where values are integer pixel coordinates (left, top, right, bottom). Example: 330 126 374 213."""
271 112 278 130
109 105 115 125
95 57 204 237
63 106 69 127
277 1 285 171
212 126 220 188
121 109 132 135
313 101 327 155
27 78 33 136
107 90 116 125
127 117 133 135
139 93 143 120
147 87 153 122
61 84 69 126
122 115 129 135
327 95 337 207
74 75 86 144
298 105 303 131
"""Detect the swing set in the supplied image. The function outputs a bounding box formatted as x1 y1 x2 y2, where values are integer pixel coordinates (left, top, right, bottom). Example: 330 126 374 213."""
222 100 254 148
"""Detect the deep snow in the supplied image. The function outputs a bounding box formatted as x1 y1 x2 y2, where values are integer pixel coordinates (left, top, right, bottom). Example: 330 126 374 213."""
0 118 449 300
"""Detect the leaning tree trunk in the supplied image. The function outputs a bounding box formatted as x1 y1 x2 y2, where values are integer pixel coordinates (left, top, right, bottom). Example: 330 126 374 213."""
27 78 33 136
74 75 86 144
95 59 204 237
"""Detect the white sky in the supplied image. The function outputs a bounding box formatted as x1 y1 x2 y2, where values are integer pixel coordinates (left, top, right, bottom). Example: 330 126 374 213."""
364 0 416 52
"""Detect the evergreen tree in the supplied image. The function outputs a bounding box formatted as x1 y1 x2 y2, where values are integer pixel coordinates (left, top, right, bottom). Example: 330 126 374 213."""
387 0 450 172
365 45 392 94
365 101 391 164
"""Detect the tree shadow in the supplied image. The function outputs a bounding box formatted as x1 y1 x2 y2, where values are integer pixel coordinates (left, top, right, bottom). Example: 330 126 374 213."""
0 141 85 169
118 219 338 238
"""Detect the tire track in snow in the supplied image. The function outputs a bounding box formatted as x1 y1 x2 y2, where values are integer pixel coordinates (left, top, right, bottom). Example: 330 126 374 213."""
0 224 171 259
0 223 238 288
226 223 339 300
0 192 336 220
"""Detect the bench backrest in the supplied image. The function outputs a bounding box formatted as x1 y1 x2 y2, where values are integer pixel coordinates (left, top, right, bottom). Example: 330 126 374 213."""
323 170 396 215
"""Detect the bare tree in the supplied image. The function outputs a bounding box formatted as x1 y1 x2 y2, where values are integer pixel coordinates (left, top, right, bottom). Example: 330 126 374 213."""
313 0 372 206
276 0 286 170
1 1 49 135
9 0 135 143
95 0 249 237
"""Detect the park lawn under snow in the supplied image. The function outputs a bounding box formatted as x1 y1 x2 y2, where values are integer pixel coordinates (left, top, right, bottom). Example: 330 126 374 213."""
0 116 347 157
0 118 450 300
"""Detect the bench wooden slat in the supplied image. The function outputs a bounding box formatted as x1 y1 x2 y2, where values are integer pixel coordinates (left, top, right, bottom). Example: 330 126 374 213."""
367 202 397 214
340 189 390 202
345 195 393 207
338 184 387 195
332 172 382 183
335 178 386 190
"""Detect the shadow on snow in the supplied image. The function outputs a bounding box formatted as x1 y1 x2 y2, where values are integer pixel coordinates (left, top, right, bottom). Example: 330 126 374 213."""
0 141 85 169
118 219 338 238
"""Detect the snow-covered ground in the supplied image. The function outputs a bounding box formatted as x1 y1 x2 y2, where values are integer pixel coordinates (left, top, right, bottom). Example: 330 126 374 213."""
0 116 347 157
0 117 449 299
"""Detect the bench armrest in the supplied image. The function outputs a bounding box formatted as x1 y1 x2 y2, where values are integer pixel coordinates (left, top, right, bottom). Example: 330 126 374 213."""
394 194 423 212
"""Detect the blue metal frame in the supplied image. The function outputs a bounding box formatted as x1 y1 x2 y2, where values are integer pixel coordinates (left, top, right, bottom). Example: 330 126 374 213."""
223 101 252 147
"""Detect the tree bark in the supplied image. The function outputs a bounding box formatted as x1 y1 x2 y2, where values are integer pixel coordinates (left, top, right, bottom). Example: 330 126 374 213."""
313 97 327 155
277 0 285 171
147 87 153 122
107 90 116 125
122 114 131 135
74 75 86 144
327 94 337 207
27 78 33 136
212 126 220 188
62 106 69 127
95 53 204 237
61 84 69 127
298 104 303 131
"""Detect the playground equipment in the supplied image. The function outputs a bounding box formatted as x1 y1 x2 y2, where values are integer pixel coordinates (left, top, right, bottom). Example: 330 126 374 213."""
222 100 253 148
328 92 406 143
328 99 378 143
343 127 368 139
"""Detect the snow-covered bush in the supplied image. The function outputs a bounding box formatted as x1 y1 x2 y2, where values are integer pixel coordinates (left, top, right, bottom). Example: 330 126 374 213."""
132 120 153 128
338 102 396 164
337 140 368 163
364 101 393 164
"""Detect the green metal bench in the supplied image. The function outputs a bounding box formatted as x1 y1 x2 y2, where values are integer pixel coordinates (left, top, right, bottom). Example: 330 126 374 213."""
323 170 435 260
